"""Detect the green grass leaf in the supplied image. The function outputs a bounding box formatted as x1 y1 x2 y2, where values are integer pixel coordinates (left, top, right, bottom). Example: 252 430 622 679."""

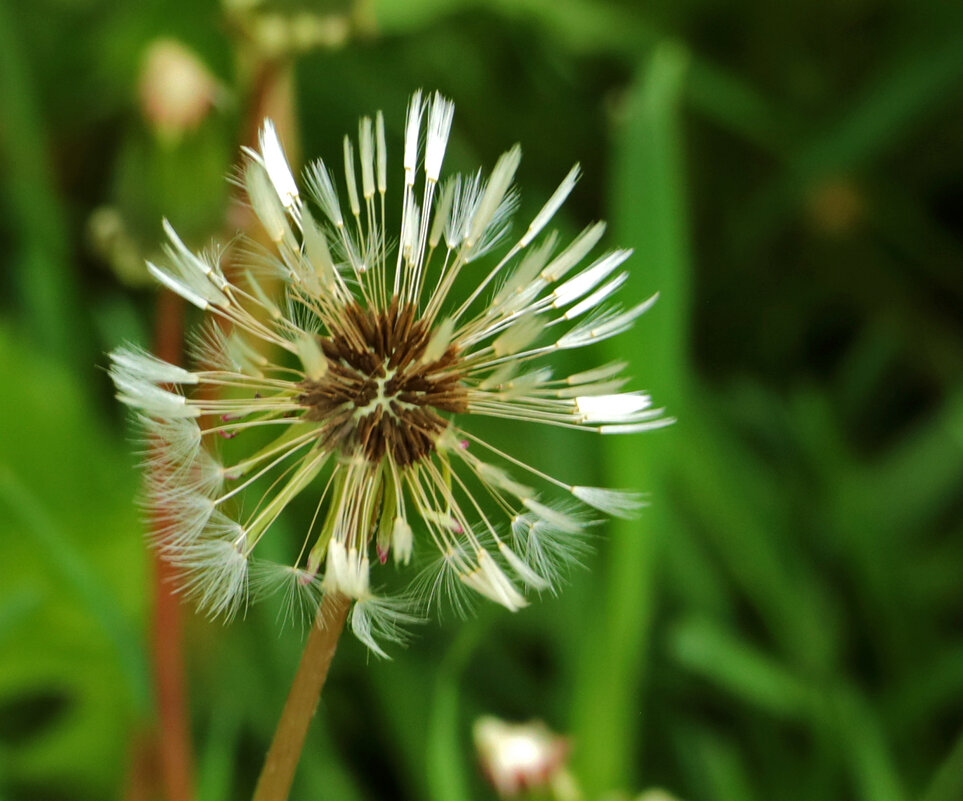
570 41 691 796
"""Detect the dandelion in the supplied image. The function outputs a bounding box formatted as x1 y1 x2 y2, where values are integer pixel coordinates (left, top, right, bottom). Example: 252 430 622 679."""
109 90 671 654
138 38 222 142
474 716 574 800
474 715 681 801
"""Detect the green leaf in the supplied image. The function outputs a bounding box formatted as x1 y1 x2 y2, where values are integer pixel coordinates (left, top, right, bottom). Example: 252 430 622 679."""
832 690 905 801
0 0 83 368
426 626 485 801
920 727 963 801
0 327 148 795
668 617 812 720
570 41 691 796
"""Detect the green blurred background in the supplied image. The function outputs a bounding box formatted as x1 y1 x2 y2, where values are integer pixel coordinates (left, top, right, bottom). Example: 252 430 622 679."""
2 0 963 799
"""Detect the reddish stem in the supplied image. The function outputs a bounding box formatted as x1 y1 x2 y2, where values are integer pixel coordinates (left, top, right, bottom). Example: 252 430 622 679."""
150 289 196 801
125 52 296 801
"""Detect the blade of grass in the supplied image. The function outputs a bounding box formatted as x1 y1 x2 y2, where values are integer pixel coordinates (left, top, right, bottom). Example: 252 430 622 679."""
794 33 963 177
0 0 83 367
676 726 762 801
731 29 963 259
833 689 906 801
368 657 433 800
887 644 963 732
426 625 486 801
919 726 963 801
674 416 839 674
374 0 787 152
196 698 242 801
0 589 41 644
569 41 691 796
836 393 963 538
668 617 812 721
0 466 150 714
661 515 736 620
296 728 368 801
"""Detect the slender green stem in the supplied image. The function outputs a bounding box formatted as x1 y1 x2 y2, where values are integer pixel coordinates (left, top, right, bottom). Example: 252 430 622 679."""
252 592 350 801
921 725 963 801
570 42 691 796
0 0 82 367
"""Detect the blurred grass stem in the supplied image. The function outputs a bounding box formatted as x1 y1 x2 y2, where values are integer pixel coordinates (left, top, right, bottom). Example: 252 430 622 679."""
252 593 350 801
0 0 83 368
571 42 690 795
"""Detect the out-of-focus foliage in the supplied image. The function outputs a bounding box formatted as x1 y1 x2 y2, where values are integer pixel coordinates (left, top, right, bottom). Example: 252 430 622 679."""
1 0 962 800
0 328 147 796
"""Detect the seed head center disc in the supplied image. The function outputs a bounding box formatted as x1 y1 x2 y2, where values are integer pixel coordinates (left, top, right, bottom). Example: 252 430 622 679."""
298 298 467 466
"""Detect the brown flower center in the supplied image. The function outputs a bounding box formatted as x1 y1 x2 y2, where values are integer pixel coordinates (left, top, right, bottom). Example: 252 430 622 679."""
298 298 467 466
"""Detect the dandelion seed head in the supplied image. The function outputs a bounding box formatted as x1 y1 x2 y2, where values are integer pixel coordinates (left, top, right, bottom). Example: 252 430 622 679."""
109 90 669 654
474 716 570 799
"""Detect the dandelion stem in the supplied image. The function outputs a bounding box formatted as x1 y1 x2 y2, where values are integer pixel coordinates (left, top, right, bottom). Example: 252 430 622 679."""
252 592 350 801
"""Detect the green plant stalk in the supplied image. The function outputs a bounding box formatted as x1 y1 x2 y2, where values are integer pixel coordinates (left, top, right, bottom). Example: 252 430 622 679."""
0 467 150 711
921 726 963 801
570 42 691 796
252 592 350 801
426 624 486 801
0 0 83 368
